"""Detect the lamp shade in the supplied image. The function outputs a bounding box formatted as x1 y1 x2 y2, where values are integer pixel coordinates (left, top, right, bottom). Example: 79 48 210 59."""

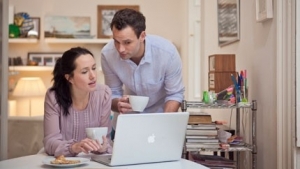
13 77 46 97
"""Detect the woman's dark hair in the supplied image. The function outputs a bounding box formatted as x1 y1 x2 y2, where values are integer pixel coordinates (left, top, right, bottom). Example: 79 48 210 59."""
110 8 146 38
50 47 94 116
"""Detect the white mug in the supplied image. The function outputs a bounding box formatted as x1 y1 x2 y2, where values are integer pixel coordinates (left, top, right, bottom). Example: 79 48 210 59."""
85 127 108 144
128 95 149 112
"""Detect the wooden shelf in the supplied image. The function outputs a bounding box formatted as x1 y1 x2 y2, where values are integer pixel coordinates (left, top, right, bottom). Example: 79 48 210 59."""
9 39 38 43
9 66 102 72
8 38 111 44
44 38 111 44
9 66 53 71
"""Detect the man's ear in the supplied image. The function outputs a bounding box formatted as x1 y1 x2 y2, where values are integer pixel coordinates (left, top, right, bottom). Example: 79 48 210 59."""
139 31 146 42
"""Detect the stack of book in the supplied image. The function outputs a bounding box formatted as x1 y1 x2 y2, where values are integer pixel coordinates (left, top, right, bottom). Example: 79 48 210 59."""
190 154 236 169
186 112 220 151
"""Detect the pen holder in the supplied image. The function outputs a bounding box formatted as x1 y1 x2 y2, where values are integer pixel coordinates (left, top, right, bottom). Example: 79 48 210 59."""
235 87 241 103
239 85 249 103
244 86 249 102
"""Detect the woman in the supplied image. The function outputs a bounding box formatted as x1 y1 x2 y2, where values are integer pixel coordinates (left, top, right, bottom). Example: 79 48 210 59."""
43 47 112 157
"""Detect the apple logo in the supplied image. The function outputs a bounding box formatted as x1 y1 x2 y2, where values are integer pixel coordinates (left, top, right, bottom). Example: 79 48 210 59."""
147 134 155 143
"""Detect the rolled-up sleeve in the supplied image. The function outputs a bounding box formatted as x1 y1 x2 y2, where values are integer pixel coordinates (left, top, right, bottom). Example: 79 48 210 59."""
164 48 185 103
101 52 123 100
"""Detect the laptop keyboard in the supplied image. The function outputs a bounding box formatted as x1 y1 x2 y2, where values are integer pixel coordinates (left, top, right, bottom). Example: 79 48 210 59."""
102 155 112 163
93 155 112 164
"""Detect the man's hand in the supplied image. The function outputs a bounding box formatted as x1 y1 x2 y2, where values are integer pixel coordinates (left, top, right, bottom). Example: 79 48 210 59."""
163 100 181 112
117 96 133 113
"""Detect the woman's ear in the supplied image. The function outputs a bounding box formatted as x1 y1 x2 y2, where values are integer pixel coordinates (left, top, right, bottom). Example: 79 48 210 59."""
65 74 73 84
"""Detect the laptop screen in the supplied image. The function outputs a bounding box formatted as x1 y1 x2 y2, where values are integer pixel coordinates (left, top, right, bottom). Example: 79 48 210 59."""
93 112 189 166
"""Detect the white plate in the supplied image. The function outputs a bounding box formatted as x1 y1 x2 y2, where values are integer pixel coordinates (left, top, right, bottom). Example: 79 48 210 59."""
42 157 90 167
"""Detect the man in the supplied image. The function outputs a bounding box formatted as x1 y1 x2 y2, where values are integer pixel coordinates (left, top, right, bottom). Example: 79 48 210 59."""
101 8 185 131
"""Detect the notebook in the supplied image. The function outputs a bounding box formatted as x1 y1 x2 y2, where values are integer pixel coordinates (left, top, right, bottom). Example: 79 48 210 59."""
91 112 189 166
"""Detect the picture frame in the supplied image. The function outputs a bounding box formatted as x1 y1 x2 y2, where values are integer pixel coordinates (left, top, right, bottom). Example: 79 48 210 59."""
256 0 273 22
44 16 91 38
27 52 62 66
217 0 240 47
97 5 140 38
31 17 40 39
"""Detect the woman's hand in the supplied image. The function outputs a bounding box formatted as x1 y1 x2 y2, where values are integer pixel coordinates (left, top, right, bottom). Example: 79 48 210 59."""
71 137 108 154
96 136 108 153
117 95 133 113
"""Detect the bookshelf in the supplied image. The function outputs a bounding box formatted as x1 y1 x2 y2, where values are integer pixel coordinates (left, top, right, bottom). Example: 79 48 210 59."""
9 38 39 43
181 100 257 169
44 38 111 44
9 66 53 71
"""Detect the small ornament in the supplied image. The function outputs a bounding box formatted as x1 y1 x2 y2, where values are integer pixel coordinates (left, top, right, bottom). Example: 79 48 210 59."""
14 12 34 37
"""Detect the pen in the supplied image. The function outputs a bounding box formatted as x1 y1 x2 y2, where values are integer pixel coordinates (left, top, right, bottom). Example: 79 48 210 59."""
240 70 247 102
244 70 247 88
231 74 240 102
238 74 241 88
240 70 244 87
231 74 238 91
244 69 247 99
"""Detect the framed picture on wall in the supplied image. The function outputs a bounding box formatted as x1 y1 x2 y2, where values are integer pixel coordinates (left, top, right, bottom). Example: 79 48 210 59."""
44 16 91 38
256 0 273 22
30 17 40 39
217 0 240 47
28 52 62 66
97 5 139 38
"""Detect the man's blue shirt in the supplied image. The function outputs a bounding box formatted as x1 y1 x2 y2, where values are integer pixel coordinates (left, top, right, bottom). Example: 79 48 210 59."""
101 34 185 113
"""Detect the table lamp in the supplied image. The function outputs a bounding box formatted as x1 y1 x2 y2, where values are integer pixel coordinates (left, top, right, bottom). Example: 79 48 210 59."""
12 77 46 116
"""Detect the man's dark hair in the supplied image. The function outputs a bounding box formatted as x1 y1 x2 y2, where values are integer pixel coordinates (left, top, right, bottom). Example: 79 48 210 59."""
110 8 146 38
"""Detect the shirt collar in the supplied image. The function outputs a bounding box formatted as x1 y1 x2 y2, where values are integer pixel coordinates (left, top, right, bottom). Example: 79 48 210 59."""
142 36 152 64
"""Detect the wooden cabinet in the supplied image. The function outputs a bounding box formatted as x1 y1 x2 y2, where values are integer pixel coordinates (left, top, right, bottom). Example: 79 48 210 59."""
208 54 236 93
209 71 237 93
209 54 235 72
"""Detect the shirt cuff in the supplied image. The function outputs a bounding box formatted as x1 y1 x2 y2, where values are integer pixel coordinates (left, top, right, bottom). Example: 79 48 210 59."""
68 142 79 156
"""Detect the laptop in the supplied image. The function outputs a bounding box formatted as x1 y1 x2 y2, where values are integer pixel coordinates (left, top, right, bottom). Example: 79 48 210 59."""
91 112 189 166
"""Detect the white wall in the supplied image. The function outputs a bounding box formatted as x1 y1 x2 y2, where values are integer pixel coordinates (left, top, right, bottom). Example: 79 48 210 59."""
296 0 300 166
8 0 187 88
201 1 277 169
7 0 282 168
8 0 188 117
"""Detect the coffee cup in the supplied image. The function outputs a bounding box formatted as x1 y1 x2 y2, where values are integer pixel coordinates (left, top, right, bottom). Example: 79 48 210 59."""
128 95 149 112
85 127 108 144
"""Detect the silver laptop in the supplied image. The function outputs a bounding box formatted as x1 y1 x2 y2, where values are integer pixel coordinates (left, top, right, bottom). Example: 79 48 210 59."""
91 112 189 166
